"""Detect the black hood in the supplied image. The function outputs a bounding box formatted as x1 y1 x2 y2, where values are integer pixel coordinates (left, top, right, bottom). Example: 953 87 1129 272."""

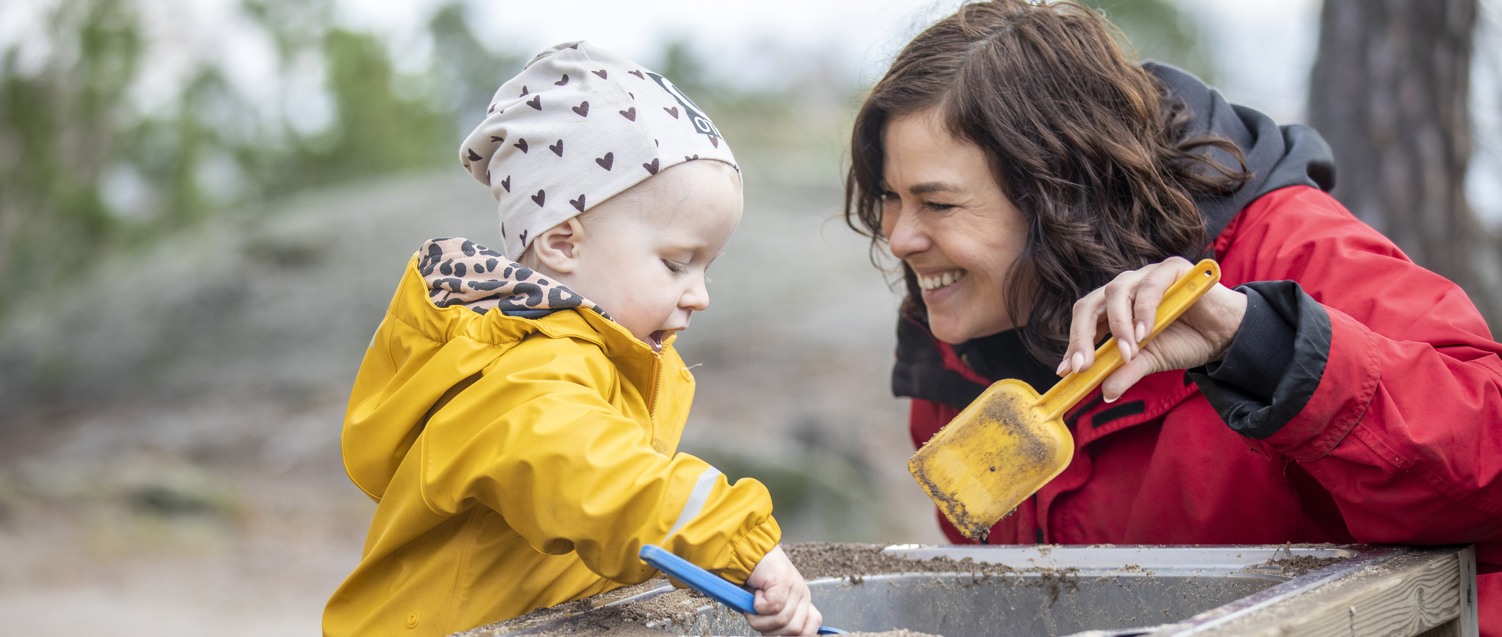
1146 62 1335 241
894 63 1337 407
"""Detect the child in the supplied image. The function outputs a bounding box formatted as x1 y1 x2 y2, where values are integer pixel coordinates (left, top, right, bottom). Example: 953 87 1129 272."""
322 41 824 637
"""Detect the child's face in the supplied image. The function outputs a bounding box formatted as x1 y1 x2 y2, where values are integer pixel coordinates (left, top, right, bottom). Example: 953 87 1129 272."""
567 161 743 351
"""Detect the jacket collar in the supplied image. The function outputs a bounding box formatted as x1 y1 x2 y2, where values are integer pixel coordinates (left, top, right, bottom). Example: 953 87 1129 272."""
392 240 666 358
417 237 609 320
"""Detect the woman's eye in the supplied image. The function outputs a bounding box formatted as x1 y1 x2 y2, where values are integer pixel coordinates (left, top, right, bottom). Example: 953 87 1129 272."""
924 201 956 211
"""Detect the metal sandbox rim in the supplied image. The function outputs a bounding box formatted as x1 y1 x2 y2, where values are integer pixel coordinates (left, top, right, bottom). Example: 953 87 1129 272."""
875 543 1401 636
465 543 1417 637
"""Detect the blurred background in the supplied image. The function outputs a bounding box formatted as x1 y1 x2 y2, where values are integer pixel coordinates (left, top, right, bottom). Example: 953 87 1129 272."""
0 0 1498 634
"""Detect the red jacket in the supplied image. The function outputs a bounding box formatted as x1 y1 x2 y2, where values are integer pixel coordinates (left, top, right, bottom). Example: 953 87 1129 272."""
902 186 1502 634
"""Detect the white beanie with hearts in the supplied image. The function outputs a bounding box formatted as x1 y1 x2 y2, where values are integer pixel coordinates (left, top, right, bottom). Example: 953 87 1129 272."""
459 41 738 259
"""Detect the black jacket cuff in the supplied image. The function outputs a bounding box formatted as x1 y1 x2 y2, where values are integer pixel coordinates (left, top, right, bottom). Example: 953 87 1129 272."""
1189 281 1330 439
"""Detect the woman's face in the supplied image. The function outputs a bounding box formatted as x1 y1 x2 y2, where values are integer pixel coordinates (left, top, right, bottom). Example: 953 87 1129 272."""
880 107 1031 344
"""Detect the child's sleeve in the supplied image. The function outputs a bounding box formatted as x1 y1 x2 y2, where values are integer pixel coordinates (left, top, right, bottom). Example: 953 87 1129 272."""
415 336 781 585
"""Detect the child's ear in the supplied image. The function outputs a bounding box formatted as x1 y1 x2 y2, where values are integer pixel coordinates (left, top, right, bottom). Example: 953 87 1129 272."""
531 218 585 274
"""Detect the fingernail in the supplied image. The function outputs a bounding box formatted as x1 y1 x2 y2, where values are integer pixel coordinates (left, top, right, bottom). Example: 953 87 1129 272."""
1135 321 1146 341
1071 352 1084 372
1056 358 1069 376
1119 340 1133 362
1104 392 1118 403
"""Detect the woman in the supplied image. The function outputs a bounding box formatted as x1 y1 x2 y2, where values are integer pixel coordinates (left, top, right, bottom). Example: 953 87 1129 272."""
844 1 1501 633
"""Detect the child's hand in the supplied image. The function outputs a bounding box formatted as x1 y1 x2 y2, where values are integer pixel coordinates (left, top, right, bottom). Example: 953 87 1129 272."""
744 545 823 635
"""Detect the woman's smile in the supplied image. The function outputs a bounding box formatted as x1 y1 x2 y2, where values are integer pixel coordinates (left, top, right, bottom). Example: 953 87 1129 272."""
917 269 967 292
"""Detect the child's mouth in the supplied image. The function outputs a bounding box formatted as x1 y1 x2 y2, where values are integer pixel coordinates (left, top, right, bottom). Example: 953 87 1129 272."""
649 331 666 352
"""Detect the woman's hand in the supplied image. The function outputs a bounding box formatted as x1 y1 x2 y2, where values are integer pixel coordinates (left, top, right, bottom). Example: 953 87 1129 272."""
1058 256 1248 401
744 545 823 635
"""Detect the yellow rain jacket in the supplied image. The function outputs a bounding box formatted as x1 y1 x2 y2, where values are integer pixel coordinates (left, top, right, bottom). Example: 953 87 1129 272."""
323 238 780 637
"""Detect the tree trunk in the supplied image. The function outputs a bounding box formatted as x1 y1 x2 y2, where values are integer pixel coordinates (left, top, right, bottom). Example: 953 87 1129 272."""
1308 0 1500 329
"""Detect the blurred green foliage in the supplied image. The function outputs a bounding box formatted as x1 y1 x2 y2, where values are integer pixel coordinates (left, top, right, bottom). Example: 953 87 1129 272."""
0 0 519 321
1 0 138 317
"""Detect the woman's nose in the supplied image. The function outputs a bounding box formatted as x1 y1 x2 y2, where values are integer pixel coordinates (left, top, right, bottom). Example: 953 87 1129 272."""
885 208 928 259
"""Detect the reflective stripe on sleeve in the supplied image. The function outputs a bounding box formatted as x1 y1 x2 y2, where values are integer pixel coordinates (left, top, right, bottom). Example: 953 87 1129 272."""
666 467 723 539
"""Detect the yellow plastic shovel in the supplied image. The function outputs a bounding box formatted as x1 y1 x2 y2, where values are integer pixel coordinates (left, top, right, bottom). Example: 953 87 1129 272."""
907 259 1222 541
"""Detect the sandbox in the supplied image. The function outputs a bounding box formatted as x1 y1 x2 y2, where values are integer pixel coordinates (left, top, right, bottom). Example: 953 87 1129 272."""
459 542 1478 636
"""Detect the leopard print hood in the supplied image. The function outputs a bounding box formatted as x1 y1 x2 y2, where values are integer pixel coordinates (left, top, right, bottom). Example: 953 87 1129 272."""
417 237 609 319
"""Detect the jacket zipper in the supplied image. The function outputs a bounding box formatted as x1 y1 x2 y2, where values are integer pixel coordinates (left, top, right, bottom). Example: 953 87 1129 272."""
645 353 663 420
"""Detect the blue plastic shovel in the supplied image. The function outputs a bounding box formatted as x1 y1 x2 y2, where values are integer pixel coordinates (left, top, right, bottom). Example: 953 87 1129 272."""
639 544 846 635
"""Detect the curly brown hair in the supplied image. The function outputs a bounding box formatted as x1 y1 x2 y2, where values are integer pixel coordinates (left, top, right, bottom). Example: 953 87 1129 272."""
845 0 1247 364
